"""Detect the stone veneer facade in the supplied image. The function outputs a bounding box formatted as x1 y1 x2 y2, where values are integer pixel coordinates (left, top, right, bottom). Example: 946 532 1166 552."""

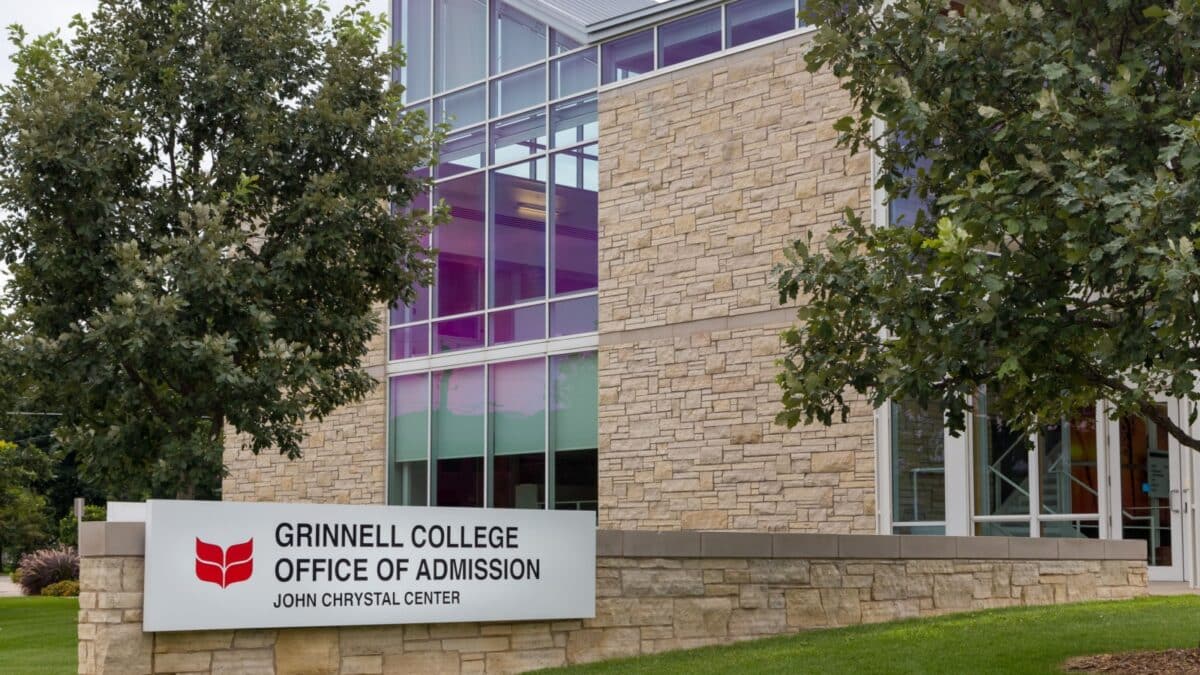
79 525 1147 675
595 33 875 533
220 32 878 535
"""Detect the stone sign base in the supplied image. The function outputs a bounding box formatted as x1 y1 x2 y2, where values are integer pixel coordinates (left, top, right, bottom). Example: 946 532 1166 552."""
79 526 1147 674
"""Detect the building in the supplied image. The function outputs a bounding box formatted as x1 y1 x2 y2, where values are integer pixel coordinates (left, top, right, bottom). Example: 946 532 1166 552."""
222 0 1199 587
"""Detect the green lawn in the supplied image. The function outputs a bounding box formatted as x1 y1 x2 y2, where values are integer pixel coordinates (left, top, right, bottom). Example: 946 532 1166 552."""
540 596 1200 675
0 597 77 675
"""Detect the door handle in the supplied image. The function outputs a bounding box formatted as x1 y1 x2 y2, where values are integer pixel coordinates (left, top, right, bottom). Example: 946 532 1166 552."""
1170 488 1182 514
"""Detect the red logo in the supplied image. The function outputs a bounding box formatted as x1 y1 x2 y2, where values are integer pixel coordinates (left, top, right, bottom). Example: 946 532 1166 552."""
195 538 253 588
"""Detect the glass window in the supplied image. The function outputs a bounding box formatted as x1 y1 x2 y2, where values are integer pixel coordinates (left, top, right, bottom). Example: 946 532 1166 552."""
436 126 486 179
554 447 597 511
726 0 796 48
551 352 597 452
890 400 945 524
490 359 545 509
550 296 597 337
397 0 432 102
434 314 485 353
1040 410 1100 516
550 95 597 148
434 173 485 316
433 366 484 506
973 389 1032 517
389 374 428 506
551 49 598 99
491 65 546 117
658 9 722 68
492 2 546 74
389 324 430 360
1119 405 1173 565
601 30 653 84
551 145 598 295
491 111 547 165
490 305 545 345
491 159 547 307
552 29 581 55
433 0 487 94
434 84 485 130
975 521 1030 537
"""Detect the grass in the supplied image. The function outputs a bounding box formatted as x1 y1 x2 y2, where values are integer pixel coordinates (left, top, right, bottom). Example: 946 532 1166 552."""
0 597 77 675
539 596 1200 675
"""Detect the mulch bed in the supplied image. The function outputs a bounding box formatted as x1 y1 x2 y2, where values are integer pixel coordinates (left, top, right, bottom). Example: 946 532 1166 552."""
1063 649 1200 673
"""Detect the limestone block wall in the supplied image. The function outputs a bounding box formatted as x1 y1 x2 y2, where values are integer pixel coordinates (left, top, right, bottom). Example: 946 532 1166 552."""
79 527 1147 675
596 32 876 532
220 314 388 504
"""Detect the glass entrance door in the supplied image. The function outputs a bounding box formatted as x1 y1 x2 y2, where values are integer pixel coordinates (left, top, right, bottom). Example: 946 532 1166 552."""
1110 402 1185 581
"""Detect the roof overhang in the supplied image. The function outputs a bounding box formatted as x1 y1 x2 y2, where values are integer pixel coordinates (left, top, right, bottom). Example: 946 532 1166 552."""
504 0 723 45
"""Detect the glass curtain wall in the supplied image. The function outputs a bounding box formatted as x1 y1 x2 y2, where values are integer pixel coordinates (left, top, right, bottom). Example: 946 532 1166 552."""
387 352 598 510
890 400 946 534
390 0 599 360
389 1 601 510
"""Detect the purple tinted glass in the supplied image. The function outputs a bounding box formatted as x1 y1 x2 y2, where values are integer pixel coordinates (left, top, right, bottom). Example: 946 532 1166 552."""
434 173 485 316
389 324 430 360
552 146 598 295
389 285 428 325
434 314 485 353
489 305 545 345
550 295 598 337
492 161 546 307
436 126 486 179
491 110 546 165
601 29 653 84
727 0 797 47
658 9 721 68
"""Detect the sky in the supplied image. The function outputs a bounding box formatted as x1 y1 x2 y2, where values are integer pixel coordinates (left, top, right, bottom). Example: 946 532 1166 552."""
0 0 389 289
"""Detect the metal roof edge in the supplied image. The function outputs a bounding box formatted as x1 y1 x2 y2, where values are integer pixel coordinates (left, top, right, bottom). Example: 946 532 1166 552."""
585 0 723 43
504 0 590 45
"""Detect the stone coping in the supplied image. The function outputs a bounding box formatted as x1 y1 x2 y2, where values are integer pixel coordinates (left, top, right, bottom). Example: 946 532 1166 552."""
79 521 1146 562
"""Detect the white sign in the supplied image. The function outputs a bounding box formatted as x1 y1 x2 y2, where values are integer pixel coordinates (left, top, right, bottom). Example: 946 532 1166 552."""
143 500 595 632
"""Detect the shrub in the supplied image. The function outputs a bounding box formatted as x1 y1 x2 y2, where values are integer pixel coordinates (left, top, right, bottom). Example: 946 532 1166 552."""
56 504 106 547
40 580 80 597
16 547 79 596
9 568 21 585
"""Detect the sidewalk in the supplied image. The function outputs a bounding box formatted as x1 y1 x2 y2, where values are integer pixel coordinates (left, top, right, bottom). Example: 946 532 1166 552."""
0 576 22 597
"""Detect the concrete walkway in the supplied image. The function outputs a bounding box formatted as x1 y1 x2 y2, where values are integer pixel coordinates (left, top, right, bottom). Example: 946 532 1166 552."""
1148 581 1200 596
0 577 22 597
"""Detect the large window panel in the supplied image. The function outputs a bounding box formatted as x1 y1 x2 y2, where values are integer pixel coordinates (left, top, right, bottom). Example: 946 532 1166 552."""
433 366 484 506
551 48 598 99
491 111 547 165
434 84 486 130
434 173 485 316
389 324 429 360
551 352 597 452
601 29 653 83
389 374 429 506
433 0 487 93
491 160 547 308
492 2 546 74
891 400 945 524
550 95 597 148
434 314 485 353
973 389 1032 518
396 0 432 102
551 145 598 295
726 0 796 48
490 305 545 345
490 359 546 509
491 65 546 117
1040 410 1100 516
550 296 597 337
658 9 722 68
436 126 486 179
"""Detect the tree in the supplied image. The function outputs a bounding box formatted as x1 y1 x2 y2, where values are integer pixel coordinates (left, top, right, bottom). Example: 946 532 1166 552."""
0 440 52 567
0 0 439 498
776 1 1200 447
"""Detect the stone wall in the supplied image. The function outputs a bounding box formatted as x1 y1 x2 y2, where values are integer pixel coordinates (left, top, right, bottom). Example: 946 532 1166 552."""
220 314 388 504
79 527 1147 675
596 32 876 532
